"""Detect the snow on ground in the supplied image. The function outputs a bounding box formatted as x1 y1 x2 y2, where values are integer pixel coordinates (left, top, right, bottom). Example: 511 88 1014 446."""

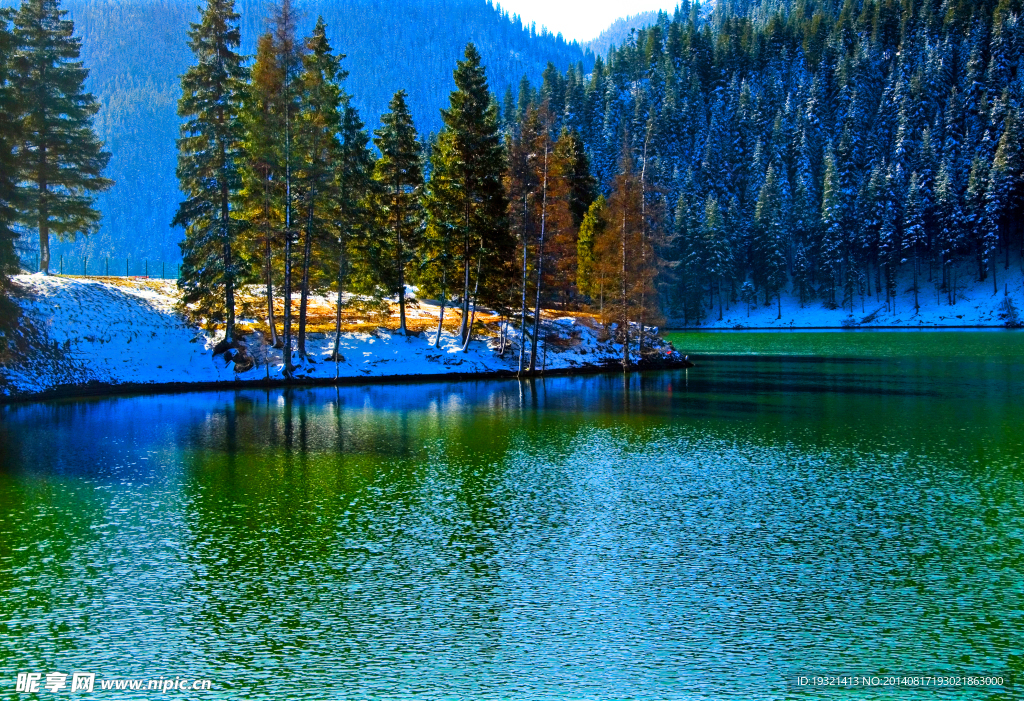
675 265 1024 329
0 274 681 399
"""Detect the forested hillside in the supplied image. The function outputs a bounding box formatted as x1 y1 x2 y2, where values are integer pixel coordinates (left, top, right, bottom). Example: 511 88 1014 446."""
1 0 592 268
583 11 662 58
514 0 1024 324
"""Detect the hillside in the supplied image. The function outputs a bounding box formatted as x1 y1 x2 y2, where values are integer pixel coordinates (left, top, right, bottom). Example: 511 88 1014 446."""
516 0 1024 331
5 0 593 270
582 10 661 58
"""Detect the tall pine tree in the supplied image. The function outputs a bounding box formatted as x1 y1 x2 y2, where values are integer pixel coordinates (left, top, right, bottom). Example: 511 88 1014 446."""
239 31 286 348
329 104 374 360
753 164 788 318
371 90 423 336
13 0 111 275
173 0 246 346
271 0 305 374
0 8 20 336
430 43 510 349
423 129 464 349
295 17 346 358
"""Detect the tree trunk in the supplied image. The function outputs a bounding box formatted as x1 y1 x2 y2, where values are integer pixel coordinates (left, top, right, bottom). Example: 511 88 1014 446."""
913 245 920 313
434 268 446 349
397 235 407 336
462 255 482 352
637 133 648 359
718 277 723 320
282 101 295 376
262 172 279 347
332 247 345 360
621 210 629 370
283 234 292 374
992 253 998 295
298 195 314 358
529 147 549 373
38 173 49 275
518 196 529 375
265 227 278 347
396 174 408 336
459 202 471 344
221 155 235 344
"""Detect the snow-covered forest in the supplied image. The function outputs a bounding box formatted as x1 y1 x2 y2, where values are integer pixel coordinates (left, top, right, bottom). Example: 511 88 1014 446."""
510 0 1024 324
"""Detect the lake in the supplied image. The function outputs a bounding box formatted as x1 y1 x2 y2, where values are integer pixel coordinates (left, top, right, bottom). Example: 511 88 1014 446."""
1 331 1022 699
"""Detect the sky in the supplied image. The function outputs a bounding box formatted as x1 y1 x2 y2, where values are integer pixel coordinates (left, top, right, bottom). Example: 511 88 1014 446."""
493 0 680 44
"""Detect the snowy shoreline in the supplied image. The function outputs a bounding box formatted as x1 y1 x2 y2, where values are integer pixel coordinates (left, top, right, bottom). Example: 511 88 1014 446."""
0 275 686 402
666 265 1024 330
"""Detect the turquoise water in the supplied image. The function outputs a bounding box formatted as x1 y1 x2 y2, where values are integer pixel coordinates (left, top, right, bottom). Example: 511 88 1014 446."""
665 328 1024 360
1 336 1022 699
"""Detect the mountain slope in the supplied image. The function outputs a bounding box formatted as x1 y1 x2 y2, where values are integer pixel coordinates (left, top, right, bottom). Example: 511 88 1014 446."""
6 0 592 269
582 10 661 58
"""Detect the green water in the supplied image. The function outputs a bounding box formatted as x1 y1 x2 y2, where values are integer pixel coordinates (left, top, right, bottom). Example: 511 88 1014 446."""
666 328 1024 360
1 332 1023 699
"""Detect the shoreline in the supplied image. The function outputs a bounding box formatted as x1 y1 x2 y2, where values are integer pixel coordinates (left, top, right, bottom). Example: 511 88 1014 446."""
0 357 691 406
665 325 1019 332
0 275 691 405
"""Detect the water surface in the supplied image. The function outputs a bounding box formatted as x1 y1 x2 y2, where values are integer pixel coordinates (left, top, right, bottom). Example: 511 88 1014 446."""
1 332 1022 699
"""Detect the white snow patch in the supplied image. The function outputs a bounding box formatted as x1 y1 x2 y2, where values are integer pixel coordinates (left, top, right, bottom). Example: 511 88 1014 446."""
1 275 681 398
671 265 1024 329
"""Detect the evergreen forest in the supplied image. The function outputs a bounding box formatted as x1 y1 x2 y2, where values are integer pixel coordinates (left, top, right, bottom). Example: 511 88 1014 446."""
514 0 1024 323
0 0 593 268
3 0 1024 361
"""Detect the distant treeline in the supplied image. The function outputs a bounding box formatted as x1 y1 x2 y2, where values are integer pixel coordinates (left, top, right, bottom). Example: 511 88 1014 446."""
510 0 1024 322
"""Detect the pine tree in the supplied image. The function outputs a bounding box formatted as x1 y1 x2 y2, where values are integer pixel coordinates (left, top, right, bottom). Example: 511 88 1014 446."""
600 143 645 368
559 128 597 228
239 32 285 348
431 43 510 349
371 90 423 336
576 196 606 305
501 105 541 371
12 0 111 275
542 126 580 310
173 0 246 346
820 147 843 308
903 171 926 312
878 174 899 310
793 130 820 261
0 8 20 336
270 0 305 374
422 130 462 349
329 104 374 360
965 155 991 284
675 175 707 325
754 164 788 318
986 107 1022 290
702 195 732 321
295 17 346 358
934 153 965 304
526 105 555 372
